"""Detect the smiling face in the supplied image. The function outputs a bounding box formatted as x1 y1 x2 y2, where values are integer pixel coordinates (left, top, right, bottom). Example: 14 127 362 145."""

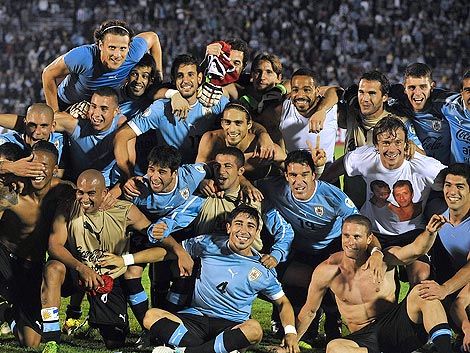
146 163 177 193
358 79 387 119
175 63 202 102
87 94 119 132
99 33 130 70
221 108 251 146
341 221 372 260
24 106 55 146
404 76 434 112
375 128 406 170
444 174 470 213
127 65 153 98
285 162 316 200
30 151 57 190
76 177 107 214
213 153 244 192
291 75 319 116
226 212 259 255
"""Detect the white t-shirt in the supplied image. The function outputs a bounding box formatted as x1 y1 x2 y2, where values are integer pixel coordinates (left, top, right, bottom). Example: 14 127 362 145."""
345 145 446 235
279 99 338 162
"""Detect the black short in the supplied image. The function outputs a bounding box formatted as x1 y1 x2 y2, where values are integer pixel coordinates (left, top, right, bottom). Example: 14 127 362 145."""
60 267 129 334
0 242 43 334
346 297 427 353
174 309 239 347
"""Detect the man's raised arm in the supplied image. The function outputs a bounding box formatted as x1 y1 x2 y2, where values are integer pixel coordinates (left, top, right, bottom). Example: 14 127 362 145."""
114 124 138 179
42 55 70 112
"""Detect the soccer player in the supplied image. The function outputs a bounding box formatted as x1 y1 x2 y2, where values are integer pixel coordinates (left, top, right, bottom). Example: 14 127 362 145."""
339 70 423 208
42 19 162 112
399 63 454 164
297 214 452 353
144 205 300 353
0 103 65 176
441 70 470 164
53 86 126 188
39 169 175 352
114 54 229 176
322 116 446 285
256 148 370 342
196 101 286 181
0 141 74 348
416 163 470 351
279 68 340 163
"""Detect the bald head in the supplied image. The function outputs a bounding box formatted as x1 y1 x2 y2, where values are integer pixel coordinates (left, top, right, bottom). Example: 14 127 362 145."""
76 169 107 213
24 103 55 145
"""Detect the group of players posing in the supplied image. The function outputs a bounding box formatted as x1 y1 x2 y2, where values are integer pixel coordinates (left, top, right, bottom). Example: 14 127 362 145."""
0 18 469 353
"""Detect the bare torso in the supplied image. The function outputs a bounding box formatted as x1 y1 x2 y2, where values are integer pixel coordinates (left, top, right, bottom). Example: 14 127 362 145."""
0 180 74 261
327 252 397 332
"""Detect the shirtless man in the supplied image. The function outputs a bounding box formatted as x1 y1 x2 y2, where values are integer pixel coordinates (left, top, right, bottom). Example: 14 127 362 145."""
297 214 452 353
196 101 286 181
388 180 422 221
0 141 74 348
369 180 391 208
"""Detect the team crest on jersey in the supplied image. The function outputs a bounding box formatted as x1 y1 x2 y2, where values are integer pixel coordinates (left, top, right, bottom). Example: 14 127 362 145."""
345 197 355 208
314 206 324 216
248 267 262 281
432 120 442 131
195 164 205 173
180 187 190 200
142 107 152 117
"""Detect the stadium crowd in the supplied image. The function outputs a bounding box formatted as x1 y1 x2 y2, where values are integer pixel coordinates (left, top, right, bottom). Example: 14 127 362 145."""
0 1 469 353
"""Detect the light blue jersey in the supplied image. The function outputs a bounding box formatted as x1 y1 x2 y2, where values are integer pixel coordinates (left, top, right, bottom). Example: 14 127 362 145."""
442 93 470 164
181 235 284 323
68 115 121 186
438 209 470 269
127 97 229 163
0 130 65 166
153 194 294 263
411 89 453 165
257 177 358 252
118 87 156 175
59 37 148 105
133 163 207 222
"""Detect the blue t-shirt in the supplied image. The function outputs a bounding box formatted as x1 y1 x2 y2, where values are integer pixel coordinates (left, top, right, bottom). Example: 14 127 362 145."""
59 37 148 105
257 177 358 252
438 209 470 269
181 235 284 323
133 163 207 222
441 93 470 164
0 130 65 166
127 97 229 163
68 115 122 186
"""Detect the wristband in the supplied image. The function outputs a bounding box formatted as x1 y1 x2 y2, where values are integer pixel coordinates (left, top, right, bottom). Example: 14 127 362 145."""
284 325 297 335
122 254 135 266
314 165 325 176
165 89 178 99
370 247 383 257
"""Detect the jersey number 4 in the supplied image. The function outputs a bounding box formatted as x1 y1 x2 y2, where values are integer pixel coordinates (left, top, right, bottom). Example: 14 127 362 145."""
216 281 228 293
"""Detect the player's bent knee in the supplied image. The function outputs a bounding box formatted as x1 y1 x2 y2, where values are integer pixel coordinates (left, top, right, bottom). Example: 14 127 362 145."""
44 260 66 281
143 308 166 329
326 338 362 353
124 265 143 279
239 319 263 343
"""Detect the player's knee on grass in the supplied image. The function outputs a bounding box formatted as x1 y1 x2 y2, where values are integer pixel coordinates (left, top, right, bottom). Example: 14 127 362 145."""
326 338 365 353
238 319 263 344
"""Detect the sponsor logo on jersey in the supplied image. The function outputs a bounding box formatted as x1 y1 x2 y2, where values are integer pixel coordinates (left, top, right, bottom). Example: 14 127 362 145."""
180 187 190 200
456 130 470 143
314 206 324 216
249 267 262 281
